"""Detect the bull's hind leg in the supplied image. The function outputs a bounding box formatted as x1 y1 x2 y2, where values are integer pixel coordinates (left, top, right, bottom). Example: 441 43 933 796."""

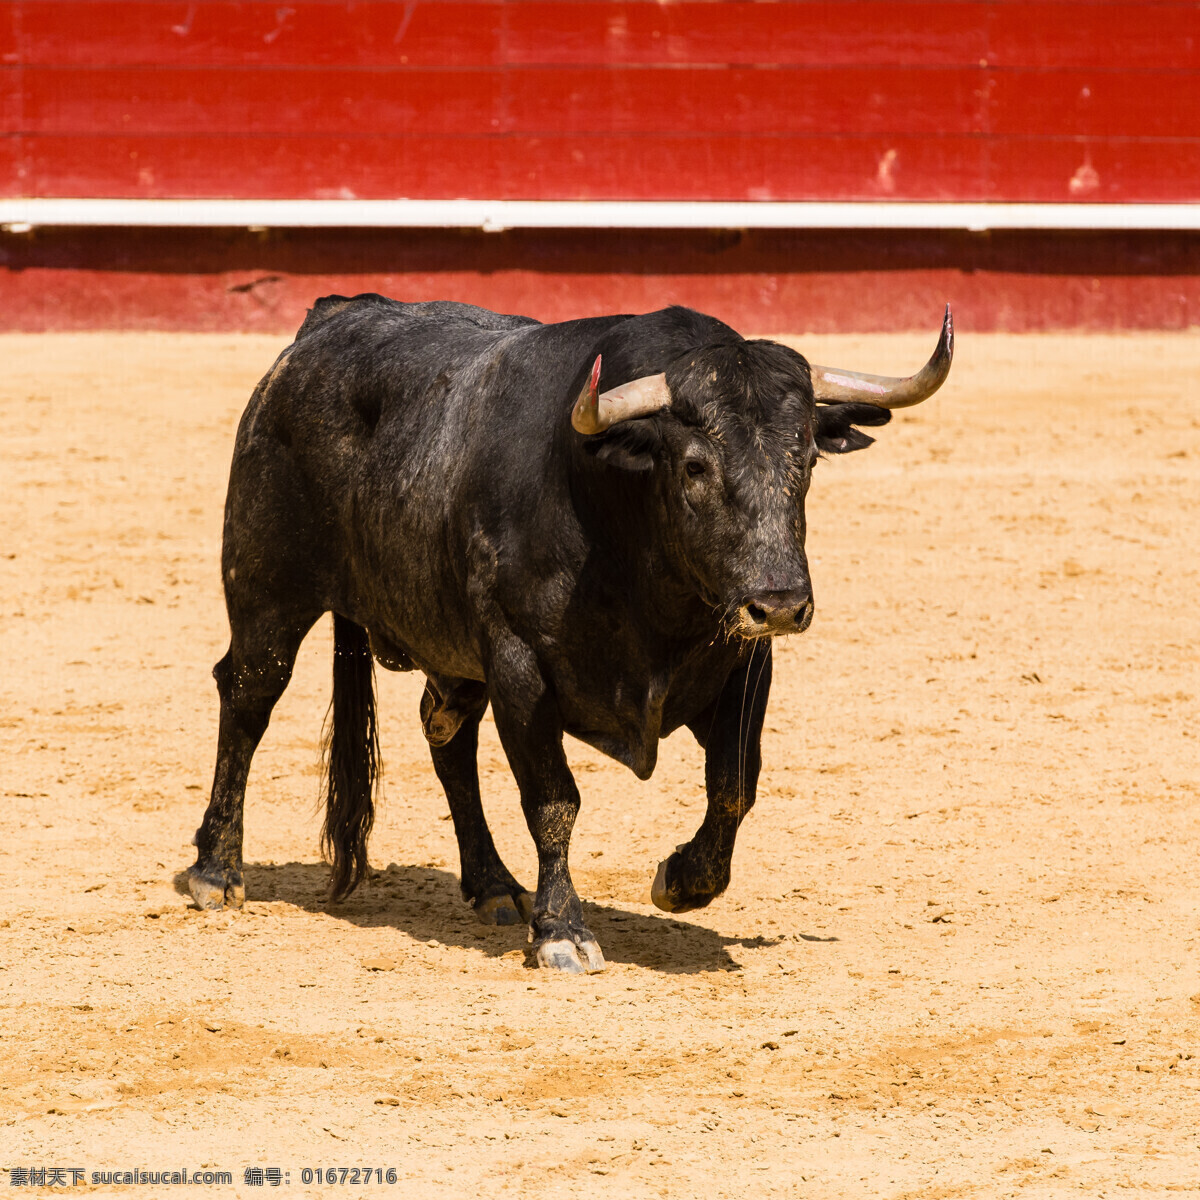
422 675 533 926
188 608 319 909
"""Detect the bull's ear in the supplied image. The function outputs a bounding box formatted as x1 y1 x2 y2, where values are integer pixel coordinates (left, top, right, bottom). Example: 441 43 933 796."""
814 402 891 454
583 419 662 473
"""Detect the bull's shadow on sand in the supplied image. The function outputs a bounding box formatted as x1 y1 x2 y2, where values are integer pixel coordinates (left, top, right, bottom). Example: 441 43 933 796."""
174 862 838 974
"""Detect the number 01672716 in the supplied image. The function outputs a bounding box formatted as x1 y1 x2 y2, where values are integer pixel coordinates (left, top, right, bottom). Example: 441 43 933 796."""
299 1167 399 1185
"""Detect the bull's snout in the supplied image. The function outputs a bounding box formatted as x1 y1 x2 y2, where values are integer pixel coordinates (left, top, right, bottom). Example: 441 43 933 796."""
737 587 814 637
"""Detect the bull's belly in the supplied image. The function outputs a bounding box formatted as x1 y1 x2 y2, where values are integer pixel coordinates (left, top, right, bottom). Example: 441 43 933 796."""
343 563 487 682
368 622 484 682
348 594 485 681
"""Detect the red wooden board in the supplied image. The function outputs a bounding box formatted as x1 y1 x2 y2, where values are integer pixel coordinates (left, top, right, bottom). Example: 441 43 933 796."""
2 227 1198 333
17 64 1200 140
11 66 981 136
0 3 1001 69
7 3 1197 71
3 2 1199 203
10 131 1196 203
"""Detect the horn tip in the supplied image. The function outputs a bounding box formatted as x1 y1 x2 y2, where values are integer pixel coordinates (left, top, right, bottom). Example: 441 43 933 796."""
572 353 604 435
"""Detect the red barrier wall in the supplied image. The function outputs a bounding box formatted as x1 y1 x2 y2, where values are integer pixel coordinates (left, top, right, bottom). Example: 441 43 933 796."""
2 2 1198 330
3 0 1199 202
4 226 1198 333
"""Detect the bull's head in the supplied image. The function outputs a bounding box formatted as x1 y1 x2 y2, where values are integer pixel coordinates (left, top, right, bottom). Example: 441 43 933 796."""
573 308 953 639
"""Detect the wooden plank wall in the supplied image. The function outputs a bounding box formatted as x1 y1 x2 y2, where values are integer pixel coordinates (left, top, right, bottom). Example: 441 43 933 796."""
3 0 1198 202
5 225 1199 332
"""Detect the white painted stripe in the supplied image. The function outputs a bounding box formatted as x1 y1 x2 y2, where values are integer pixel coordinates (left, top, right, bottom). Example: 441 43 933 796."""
0 198 1198 231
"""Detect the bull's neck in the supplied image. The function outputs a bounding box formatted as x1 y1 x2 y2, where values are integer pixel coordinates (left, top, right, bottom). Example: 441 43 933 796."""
568 459 719 645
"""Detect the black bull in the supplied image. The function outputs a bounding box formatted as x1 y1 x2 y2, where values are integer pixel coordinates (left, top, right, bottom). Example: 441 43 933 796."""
188 296 952 974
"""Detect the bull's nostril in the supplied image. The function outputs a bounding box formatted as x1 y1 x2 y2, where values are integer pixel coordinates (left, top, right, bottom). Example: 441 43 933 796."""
795 604 810 624
747 604 767 624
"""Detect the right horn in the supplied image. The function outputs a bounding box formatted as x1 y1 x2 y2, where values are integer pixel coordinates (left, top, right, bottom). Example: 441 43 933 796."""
571 354 673 435
809 305 953 409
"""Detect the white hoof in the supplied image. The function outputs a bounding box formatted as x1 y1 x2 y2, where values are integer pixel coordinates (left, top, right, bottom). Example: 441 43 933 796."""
536 939 586 974
188 869 242 911
577 940 606 973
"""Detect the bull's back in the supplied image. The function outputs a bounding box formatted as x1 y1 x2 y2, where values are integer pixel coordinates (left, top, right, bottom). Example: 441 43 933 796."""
226 295 570 676
239 293 540 489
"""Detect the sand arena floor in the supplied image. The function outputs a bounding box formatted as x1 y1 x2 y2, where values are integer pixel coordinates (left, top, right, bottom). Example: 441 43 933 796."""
1 330 1198 1197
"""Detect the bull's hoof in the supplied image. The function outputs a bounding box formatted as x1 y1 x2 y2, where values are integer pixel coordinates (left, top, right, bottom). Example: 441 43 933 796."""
650 851 715 914
536 939 585 973
577 939 605 973
472 888 534 927
187 866 244 911
476 894 520 926
535 938 606 974
651 858 675 912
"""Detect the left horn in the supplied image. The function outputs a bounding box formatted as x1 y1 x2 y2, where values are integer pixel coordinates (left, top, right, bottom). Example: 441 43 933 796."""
571 355 673 434
809 305 953 409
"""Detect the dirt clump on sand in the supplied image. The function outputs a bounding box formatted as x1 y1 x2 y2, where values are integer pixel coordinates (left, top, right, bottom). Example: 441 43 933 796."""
1 331 1198 1197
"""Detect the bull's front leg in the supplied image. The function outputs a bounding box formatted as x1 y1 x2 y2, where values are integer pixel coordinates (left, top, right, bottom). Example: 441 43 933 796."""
488 636 604 975
653 641 773 913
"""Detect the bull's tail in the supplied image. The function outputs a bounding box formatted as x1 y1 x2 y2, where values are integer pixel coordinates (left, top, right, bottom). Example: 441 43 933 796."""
321 613 379 900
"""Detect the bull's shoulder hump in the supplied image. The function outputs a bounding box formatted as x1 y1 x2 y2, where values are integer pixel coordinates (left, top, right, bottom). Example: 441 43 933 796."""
296 293 539 342
295 293 390 338
404 300 541 333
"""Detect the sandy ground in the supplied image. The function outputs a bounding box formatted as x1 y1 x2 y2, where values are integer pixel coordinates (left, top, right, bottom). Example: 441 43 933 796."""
1 328 1198 1198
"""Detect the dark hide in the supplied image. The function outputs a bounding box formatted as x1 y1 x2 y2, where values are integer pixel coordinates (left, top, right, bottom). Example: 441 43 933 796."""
188 296 893 971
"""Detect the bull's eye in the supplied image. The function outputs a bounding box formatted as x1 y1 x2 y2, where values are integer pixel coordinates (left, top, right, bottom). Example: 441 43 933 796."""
685 460 706 477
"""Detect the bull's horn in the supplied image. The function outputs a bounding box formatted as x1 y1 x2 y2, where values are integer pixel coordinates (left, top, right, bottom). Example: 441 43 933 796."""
571 356 673 434
809 305 953 409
